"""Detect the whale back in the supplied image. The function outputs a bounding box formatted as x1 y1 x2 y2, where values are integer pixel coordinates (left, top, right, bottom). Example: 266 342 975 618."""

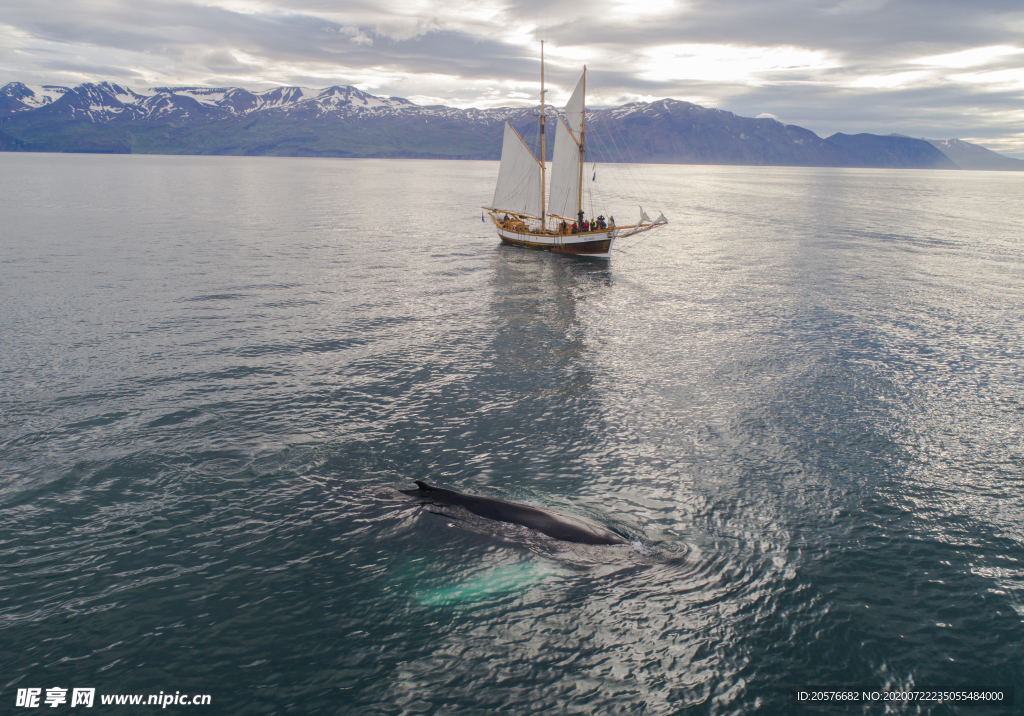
402 481 627 546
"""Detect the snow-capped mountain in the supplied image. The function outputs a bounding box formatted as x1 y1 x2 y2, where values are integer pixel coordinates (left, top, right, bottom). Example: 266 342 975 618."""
1 80 1017 169
0 83 70 114
0 80 557 157
0 81 419 122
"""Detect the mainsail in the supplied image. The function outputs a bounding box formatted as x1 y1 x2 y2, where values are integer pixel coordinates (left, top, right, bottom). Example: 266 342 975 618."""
491 122 542 217
548 75 585 220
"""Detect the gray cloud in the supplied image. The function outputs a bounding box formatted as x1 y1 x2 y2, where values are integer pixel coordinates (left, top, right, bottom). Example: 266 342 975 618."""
1 0 1022 155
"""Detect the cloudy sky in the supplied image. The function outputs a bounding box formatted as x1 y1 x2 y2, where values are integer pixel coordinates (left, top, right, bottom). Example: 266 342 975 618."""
2 0 1023 155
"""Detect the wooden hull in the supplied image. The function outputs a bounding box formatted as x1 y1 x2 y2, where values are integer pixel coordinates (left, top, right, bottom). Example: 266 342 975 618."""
495 225 615 258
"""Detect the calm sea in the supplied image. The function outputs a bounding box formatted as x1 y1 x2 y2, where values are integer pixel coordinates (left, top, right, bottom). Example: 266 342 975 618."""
1 153 1022 714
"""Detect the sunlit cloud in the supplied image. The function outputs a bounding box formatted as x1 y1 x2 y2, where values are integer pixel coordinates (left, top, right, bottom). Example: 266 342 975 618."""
950 68 1024 90
849 70 933 89
196 0 277 16
909 45 1024 69
608 0 679 22
394 74 548 108
640 44 835 84
543 44 601 68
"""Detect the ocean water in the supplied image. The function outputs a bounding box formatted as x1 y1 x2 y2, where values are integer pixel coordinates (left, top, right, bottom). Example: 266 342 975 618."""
1 153 1023 714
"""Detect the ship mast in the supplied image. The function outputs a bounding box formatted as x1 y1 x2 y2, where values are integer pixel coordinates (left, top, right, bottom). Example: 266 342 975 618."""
540 41 547 226
577 66 586 220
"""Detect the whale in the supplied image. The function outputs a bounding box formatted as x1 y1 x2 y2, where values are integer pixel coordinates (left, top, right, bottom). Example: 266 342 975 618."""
401 480 628 546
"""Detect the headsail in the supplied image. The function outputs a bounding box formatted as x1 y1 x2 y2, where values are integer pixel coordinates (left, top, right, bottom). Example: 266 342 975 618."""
547 75 586 220
492 121 543 217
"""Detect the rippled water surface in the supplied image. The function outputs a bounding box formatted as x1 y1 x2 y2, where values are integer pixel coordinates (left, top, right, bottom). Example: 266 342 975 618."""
2 154 1023 714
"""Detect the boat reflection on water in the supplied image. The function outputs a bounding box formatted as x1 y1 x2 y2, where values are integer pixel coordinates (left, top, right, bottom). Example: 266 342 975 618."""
488 245 611 391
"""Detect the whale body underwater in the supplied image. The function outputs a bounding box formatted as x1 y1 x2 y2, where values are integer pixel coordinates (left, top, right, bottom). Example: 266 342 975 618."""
401 480 628 546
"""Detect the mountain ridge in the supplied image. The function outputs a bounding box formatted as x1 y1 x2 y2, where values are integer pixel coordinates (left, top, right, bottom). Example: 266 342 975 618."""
2 81 1020 170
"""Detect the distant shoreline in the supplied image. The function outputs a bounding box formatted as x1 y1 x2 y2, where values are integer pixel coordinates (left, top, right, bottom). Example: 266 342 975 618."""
3 81 1022 170
8 151 1024 177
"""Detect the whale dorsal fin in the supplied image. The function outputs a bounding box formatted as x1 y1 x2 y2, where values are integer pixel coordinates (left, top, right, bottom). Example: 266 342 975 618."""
414 480 440 492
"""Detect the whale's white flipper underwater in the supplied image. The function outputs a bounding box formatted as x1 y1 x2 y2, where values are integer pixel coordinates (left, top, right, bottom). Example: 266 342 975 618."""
414 562 551 606
401 480 628 546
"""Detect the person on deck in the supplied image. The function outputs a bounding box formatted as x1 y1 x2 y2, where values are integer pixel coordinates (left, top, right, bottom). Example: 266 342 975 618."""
598 216 606 230
560 220 567 234
571 222 578 234
609 216 616 229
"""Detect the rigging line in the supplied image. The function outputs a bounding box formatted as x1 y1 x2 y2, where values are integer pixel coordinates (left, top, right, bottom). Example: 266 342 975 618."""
596 96 660 206
615 220 670 252
587 122 647 216
587 123 639 205
588 83 661 208
602 128 654 210
581 118 621 197
586 112 648 211
585 91 636 182
589 159 608 214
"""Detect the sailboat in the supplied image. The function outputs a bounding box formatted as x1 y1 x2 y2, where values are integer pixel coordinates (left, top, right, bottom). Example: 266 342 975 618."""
483 42 667 258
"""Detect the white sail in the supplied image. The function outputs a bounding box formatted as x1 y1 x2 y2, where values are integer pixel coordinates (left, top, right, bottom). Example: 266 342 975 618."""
547 75 585 220
492 122 542 217
548 116 581 219
563 75 585 137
